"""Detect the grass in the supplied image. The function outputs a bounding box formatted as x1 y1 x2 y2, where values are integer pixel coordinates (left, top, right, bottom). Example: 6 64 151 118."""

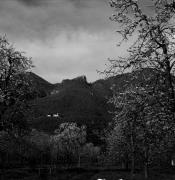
2 169 175 180
88 171 175 180
47 171 175 180
53 171 175 180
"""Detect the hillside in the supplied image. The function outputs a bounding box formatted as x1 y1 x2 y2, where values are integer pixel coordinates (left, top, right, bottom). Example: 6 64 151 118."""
27 72 55 97
30 75 111 144
29 68 157 144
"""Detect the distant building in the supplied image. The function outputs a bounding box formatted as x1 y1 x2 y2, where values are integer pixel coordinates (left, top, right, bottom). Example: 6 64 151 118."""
51 90 59 95
53 113 59 117
46 113 60 118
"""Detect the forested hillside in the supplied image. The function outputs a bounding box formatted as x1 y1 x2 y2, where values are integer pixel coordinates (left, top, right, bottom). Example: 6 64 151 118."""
28 68 158 144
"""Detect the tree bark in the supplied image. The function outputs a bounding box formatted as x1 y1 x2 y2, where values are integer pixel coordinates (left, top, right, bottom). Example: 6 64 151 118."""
130 133 135 179
78 154 81 168
165 61 175 112
125 153 129 170
144 162 148 179
144 147 149 179
0 151 5 180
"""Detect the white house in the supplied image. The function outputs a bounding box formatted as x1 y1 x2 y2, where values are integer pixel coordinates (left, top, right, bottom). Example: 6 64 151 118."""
53 113 60 118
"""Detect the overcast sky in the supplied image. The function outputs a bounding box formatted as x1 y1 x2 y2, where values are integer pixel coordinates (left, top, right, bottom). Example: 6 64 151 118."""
0 0 138 83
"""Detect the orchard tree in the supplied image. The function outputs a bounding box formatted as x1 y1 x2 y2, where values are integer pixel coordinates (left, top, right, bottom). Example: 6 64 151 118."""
81 143 101 164
51 123 86 167
106 124 131 169
107 0 175 113
109 84 175 179
110 86 145 178
0 35 33 136
28 129 51 165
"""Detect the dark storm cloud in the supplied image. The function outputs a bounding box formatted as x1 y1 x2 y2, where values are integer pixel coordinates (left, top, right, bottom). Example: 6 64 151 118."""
68 0 106 8
17 0 105 8
17 0 48 6
0 0 112 41
0 0 151 83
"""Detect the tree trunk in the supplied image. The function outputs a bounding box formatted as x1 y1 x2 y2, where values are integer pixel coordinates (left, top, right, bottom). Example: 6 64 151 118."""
6 153 9 166
144 162 148 179
165 58 175 113
78 154 81 168
131 154 135 179
130 134 135 179
0 151 5 180
144 147 149 179
125 154 129 170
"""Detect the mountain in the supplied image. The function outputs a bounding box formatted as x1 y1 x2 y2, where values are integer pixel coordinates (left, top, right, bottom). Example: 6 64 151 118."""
29 75 112 144
27 72 55 97
28 68 156 144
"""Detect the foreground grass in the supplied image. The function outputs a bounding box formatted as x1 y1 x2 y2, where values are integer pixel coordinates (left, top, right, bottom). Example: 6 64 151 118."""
88 171 175 180
2 169 175 180
24 171 175 180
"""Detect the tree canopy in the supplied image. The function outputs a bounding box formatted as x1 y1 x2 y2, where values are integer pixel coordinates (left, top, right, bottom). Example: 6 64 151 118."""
0 35 33 136
106 0 175 178
108 0 175 111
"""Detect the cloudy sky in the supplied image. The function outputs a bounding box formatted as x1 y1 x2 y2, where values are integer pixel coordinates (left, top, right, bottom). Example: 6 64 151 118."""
0 0 135 83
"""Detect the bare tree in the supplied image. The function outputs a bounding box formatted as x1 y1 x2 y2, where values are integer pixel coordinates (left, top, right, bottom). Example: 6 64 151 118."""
107 0 175 113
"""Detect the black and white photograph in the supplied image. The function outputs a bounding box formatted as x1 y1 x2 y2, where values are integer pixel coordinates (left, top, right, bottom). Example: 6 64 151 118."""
0 0 175 179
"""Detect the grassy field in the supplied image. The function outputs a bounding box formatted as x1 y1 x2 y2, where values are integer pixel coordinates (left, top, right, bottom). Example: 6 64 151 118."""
51 171 175 180
2 168 175 180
